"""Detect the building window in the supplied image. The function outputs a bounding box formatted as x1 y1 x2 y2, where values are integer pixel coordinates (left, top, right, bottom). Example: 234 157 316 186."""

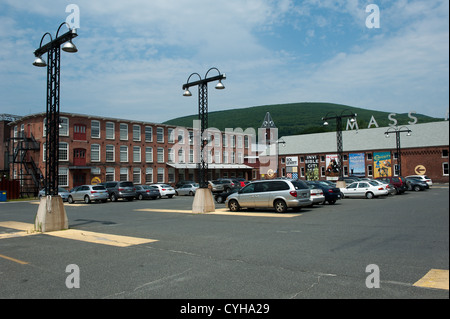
91 144 100 162
120 167 128 181
157 167 164 183
189 149 194 163
168 128 175 143
106 167 115 182
178 149 185 163
178 130 185 144
120 145 128 162
157 148 164 163
74 124 87 140
106 122 115 139
145 147 153 163
157 127 164 143
133 167 141 184
60 117 69 136
168 168 175 183
343 166 348 176
133 146 141 163
59 143 69 161
106 145 115 162
133 125 141 141
145 168 153 184
443 162 449 176
120 123 128 140
321 166 325 177
58 167 69 187
367 165 373 176
394 164 400 176
145 126 153 142
168 148 174 163
367 153 373 161
443 150 449 158
91 120 100 138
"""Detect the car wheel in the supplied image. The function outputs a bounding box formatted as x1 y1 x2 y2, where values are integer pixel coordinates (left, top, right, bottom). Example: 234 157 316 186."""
274 200 287 213
84 195 91 204
228 199 240 212
168 195 173 198
365 192 375 199
189 191 194 196
328 199 336 205
414 185 421 192
138 194 143 200
68 196 74 204
110 193 117 202
216 195 224 204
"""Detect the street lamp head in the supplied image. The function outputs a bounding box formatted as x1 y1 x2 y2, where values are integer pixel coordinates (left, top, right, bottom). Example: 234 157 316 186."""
323 121 329 126
33 56 47 67
183 88 192 97
385 133 390 138
215 80 225 90
407 131 411 136
62 40 78 53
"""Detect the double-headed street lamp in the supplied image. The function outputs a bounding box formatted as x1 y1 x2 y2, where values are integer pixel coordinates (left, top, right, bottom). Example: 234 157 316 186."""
384 126 412 176
322 110 357 182
33 22 78 196
33 22 78 232
182 67 226 189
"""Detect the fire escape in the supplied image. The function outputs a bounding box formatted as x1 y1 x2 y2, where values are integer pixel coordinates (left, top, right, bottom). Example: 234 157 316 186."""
8 132 44 197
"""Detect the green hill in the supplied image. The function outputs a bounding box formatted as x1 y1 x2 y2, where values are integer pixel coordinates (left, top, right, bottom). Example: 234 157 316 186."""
163 102 441 137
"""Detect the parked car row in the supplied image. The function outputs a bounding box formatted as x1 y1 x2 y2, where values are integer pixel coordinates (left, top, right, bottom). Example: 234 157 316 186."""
224 175 434 213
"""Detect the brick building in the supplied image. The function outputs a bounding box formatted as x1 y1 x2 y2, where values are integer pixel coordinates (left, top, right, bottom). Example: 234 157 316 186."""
278 121 449 183
7 112 254 195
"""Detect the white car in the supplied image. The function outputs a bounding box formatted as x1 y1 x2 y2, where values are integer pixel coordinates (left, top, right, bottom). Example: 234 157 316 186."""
151 184 176 198
405 175 433 187
306 185 325 205
340 181 388 199
368 179 396 195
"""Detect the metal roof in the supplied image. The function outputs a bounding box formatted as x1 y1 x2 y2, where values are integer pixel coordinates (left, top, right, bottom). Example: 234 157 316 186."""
280 121 449 155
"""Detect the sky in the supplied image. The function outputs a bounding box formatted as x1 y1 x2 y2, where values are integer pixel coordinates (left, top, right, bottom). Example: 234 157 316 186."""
0 0 448 124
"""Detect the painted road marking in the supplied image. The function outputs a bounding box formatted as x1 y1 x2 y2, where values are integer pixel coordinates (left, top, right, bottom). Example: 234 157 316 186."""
135 208 301 218
413 269 449 290
0 221 157 247
0 253 29 265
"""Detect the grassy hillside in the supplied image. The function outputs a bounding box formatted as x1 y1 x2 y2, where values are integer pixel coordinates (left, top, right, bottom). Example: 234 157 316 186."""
163 102 441 137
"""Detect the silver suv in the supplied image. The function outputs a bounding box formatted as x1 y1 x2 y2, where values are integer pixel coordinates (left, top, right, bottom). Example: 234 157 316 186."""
100 181 136 201
226 179 311 213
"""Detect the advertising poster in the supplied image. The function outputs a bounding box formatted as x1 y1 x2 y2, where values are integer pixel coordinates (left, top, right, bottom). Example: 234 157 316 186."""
349 153 365 177
374 152 392 178
325 154 340 180
305 155 319 180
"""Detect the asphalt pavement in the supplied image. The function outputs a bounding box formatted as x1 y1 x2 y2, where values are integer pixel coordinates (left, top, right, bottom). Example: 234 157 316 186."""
0 186 448 305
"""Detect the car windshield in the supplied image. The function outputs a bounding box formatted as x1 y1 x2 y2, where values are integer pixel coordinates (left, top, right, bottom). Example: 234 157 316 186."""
291 180 308 190
368 181 378 186
93 186 106 190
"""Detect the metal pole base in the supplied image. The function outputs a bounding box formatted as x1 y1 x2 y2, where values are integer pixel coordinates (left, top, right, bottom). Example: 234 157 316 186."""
192 188 215 214
35 195 68 232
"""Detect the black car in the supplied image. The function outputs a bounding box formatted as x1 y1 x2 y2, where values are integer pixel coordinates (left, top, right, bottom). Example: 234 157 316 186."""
214 187 240 204
306 181 342 205
405 177 428 191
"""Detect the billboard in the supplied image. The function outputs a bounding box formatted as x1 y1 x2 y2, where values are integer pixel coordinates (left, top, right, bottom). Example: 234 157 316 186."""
349 153 365 177
305 155 319 180
325 154 340 180
374 152 392 178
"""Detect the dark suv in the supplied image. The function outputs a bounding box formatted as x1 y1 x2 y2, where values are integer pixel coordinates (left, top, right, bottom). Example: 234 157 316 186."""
376 176 407 194
100 181 136 201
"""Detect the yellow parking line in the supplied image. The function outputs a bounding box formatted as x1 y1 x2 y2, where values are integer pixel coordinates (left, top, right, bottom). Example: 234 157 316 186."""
0 221 157 247
0 253 28 265
46 229 158 247
135 208 301 218
414 269 449 290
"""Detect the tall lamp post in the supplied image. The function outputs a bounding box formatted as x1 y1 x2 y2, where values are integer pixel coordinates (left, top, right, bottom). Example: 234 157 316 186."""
33 22 78 232
322 110 357 186
276 138 286 177
384 126 411 176
182 67 226 213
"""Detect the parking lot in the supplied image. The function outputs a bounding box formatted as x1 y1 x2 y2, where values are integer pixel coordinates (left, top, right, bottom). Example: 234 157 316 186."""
0 185 448 302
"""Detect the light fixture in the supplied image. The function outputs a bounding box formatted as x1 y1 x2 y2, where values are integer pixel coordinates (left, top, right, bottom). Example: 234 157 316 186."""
215 80 225 90
385 133 390 138
323 121 329 126
407 131 411 136
33 56 47 67
62 40 78 53
183 88 192 97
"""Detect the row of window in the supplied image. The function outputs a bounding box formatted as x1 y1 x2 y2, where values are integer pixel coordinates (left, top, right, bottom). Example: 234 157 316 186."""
46 143 246 164
35 118 251 148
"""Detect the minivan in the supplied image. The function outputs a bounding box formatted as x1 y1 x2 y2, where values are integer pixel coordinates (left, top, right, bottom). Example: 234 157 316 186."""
225 179 312 213
100 181 136 201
